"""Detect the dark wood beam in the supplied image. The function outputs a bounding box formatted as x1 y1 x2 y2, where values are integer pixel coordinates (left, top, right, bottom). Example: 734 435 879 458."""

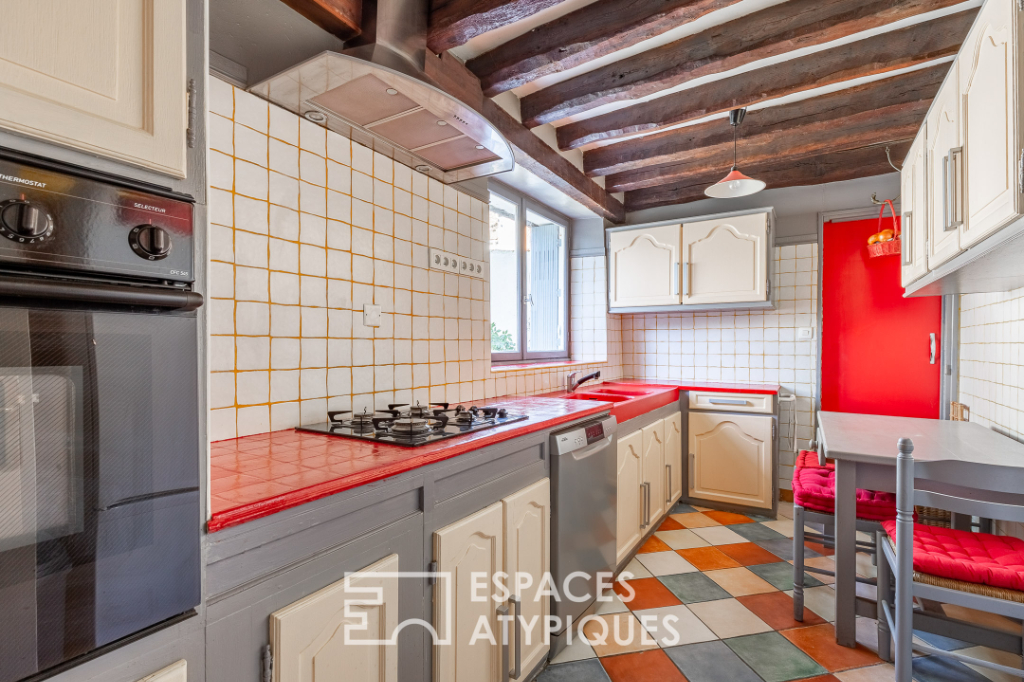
587 64 945 181
624 141 912 211
427 0 568 54
424 53 625 223
467 0 742 96
278 0 362 39
607 100 927 192
523 0 968 128
555 9 976 150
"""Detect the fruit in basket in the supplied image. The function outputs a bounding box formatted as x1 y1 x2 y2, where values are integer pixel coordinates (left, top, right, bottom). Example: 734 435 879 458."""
867 233 881 245
878 229 895 242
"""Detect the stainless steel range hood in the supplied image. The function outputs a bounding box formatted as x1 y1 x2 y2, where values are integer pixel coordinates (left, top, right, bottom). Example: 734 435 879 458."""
249 0 514 184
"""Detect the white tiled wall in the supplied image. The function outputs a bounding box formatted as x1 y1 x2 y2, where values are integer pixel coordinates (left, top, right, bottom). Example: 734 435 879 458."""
620 244 820 489
207 77 620 440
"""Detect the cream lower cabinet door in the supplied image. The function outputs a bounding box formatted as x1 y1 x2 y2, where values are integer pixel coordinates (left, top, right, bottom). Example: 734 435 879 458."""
434 502 504 682
615 429 644 565
689 412 773 510
0 0 188 177
958 0 1020 249
681 212 768 305
502 479 551 678
137 661 186 682
901 130 929 287
269 554 399 682
664 412 683 506
642 420 666 524
926 72 963 269
608 224 681 308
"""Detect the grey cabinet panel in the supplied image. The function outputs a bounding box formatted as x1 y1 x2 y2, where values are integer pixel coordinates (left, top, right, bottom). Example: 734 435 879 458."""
434 442 545 502
206 515 425 682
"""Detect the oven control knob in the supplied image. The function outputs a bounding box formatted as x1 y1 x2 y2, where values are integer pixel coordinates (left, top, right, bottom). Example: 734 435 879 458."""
0 200 54 243
129 225 172 260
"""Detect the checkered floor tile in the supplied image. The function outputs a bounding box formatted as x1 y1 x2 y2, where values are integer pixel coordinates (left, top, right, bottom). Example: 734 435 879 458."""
538 502 1021 682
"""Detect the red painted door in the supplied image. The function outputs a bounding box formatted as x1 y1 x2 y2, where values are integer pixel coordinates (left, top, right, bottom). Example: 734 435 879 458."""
821 218 941 418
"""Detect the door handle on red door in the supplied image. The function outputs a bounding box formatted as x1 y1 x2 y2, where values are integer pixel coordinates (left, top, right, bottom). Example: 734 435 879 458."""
930 333 937 365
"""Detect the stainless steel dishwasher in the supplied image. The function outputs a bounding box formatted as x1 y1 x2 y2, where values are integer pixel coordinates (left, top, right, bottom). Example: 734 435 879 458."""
550 413 617 635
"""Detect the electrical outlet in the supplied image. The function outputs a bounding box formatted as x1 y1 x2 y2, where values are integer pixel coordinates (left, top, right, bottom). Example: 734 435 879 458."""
797 327 815 340
363 304 381 328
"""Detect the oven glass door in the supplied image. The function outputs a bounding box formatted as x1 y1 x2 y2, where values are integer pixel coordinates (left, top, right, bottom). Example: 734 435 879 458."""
0 307 200 682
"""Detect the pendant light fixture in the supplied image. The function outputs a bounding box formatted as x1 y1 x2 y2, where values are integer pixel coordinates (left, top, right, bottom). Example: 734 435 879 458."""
705 108 766 199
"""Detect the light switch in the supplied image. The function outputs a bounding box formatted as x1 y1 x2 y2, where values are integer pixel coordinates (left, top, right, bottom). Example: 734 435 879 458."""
363 304 381 328
797 327 815 340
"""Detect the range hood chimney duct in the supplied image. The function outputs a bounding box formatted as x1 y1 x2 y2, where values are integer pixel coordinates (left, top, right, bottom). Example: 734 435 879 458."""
250 0 514 184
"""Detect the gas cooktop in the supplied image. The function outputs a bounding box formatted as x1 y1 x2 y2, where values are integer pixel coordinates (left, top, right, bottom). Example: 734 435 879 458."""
296 402 529 446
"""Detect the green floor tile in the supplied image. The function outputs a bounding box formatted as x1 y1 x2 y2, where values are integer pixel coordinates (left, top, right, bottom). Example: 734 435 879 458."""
724 632 827 682
658 572 732 604
747 561 823 591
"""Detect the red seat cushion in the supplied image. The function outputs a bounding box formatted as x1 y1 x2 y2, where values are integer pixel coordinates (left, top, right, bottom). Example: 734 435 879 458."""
795 450 833 470
792 461 897 521
882 521 1024 592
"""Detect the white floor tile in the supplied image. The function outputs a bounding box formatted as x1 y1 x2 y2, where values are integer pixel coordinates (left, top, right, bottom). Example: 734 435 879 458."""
550 636 596 664
691 525 747 546
632 604 718 647
636 551 698 576
655 529 711 550
621 557 652 580
786 585 837 622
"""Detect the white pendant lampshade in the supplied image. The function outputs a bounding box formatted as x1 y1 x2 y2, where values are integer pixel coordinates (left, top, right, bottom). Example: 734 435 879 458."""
705 108 765 199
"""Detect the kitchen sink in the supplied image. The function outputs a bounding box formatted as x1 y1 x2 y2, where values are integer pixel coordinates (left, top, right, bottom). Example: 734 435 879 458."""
586 386 649 396
563 393 632 403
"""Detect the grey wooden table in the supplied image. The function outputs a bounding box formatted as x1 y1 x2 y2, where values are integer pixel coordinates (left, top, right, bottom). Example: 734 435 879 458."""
817 411 1024 647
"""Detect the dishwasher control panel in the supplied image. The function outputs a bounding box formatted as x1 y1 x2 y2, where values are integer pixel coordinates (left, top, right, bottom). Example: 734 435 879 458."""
554 416 616 455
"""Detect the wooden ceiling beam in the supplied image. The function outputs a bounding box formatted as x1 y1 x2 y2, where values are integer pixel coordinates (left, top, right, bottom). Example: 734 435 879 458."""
278 0 363 39
423 53 625 223
467 0 742 97
587 64 945 181
427 0 569 54
624 141 913 212
555 8 976 150
523 0 969 128
606 100 927 192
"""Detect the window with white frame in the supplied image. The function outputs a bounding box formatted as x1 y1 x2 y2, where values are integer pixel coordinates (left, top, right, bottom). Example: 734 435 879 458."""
489 187 569 363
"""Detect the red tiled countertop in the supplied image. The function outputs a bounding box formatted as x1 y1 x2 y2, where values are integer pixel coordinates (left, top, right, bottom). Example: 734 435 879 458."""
208 396 611 533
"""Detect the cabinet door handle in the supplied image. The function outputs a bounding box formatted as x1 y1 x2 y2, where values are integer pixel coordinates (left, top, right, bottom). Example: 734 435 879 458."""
709 398 749 406
646 481 652 524
689 453 695 490
510 595 522 679
902 212 913 266
639 484 647 529
497 604 510 682
929 333 937 365
943 153 951 231
682 262 690 297
672 262 679 296
949 146 964 230
666 464 672 503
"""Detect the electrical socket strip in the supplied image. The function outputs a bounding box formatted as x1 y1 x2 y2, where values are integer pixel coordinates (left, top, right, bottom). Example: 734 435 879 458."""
428 248 485 279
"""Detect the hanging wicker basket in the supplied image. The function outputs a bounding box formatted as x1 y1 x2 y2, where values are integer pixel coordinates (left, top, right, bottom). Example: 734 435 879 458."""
867 198 901 258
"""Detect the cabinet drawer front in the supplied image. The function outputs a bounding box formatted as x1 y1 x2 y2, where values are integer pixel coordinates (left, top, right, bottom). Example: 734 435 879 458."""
688 391 773 414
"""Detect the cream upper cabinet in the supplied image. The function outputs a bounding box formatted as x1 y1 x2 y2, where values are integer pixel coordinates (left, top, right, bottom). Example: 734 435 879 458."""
688 412 773 510
137 661 187 682
902 129 929 287
269 554 399 682
502 479 551 678
664 412 683 506
926 70 963 268
615 429 644 565
958 0 1021 248
434 502 504 682
608 224 681 308
0 0 188 178
681 212 769 305
642 419 666 524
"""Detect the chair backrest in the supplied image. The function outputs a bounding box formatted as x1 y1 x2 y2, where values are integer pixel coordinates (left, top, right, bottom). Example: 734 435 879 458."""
896 437 1024 525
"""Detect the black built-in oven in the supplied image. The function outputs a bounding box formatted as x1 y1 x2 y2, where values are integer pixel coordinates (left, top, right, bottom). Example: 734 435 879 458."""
0 150 202 682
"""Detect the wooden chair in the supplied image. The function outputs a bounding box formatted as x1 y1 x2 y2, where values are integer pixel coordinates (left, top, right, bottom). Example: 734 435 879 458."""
792 450 894 620
877 438 1024 682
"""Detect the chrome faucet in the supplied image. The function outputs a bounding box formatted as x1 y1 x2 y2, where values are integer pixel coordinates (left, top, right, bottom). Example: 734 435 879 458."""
566 370 601 393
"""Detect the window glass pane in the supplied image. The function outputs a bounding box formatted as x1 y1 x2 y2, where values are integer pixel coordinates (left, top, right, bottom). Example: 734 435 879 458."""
525 210 566 353
489 193 519 353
